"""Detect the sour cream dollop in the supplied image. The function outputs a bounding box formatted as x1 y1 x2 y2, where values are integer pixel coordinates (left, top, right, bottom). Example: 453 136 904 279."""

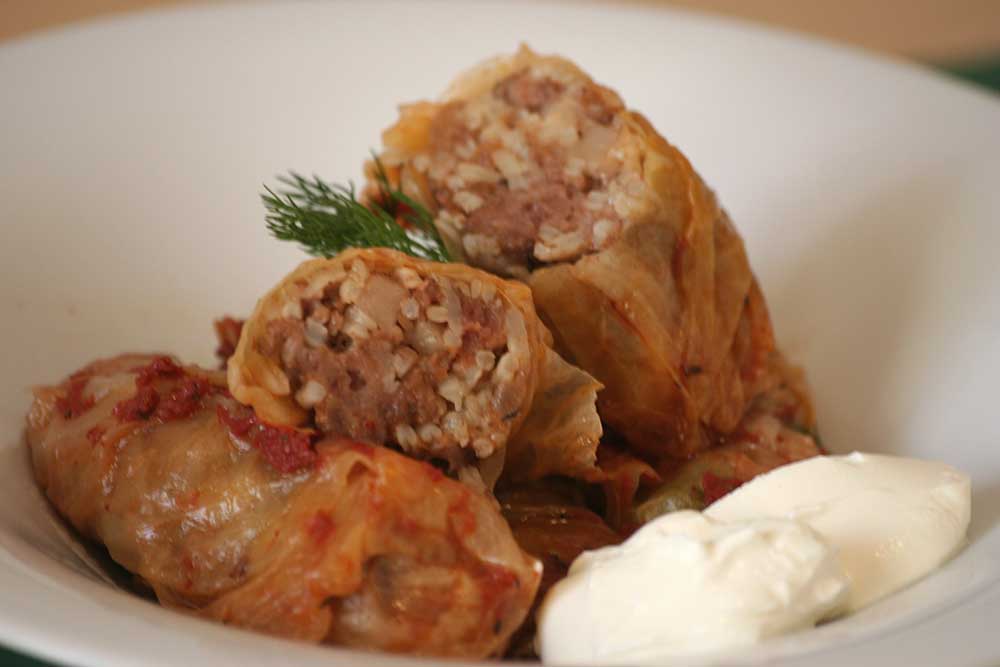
536 511 850 665
706 452 971 611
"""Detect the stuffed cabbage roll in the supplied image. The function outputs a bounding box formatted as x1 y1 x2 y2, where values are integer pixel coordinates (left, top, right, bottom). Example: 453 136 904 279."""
26 354 540 657
373 46 778 461
629 353 822 526
228 248 602 482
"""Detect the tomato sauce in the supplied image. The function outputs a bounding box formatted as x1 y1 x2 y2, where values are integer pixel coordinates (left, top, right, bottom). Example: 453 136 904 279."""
85 425 106 445
306 511 335 545
114 356 213 424
216 404 316 474
113 385 159 422
56 374 94 420
133 356 184 385
157 376 212 421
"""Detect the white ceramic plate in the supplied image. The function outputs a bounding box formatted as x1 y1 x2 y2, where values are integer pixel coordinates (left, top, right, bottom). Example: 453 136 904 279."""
2 2 999 666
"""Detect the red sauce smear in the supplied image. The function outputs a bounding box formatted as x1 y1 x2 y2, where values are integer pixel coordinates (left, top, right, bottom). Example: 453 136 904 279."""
476 562 519 623
216 404 316 474
114 356 212 424
448 492 478 538
56 374 94 420
157 376 212 421
424 463 445 483
701 471 744 506
213 317 244 368
480 563 518 591
113 385 159 422
134 356 184 384
395 515 422 537
306 511 335 545
85 425 106 445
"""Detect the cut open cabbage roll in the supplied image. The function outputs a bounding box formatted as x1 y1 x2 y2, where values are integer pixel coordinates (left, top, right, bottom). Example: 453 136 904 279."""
26 354 540 657
373 46 781 461
228 248 602 482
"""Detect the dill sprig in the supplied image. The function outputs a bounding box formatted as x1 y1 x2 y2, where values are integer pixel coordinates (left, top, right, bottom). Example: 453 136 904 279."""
262 160 450 262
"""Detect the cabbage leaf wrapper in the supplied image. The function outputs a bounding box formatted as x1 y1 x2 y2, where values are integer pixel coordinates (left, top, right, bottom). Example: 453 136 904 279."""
373 46 779 461
25 354 541 658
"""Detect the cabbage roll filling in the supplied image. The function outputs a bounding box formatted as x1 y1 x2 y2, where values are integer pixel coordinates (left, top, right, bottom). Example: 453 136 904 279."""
390 66 649 276
258 257 531 467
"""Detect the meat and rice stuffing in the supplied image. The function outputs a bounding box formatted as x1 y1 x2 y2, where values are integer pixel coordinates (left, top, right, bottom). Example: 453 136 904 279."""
373 46 790 463
229 248 604 482
371 46 636 278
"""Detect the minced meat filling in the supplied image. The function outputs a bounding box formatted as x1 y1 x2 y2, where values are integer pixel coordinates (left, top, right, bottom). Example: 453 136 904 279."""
494 71 565 112
412 66 636 277
259 259 529 467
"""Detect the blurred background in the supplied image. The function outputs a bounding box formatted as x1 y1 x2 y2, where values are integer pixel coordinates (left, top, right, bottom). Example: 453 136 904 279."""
3 0 1000 90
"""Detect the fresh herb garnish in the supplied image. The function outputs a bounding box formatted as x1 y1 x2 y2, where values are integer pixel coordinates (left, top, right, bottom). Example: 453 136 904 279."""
262 159 450 262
